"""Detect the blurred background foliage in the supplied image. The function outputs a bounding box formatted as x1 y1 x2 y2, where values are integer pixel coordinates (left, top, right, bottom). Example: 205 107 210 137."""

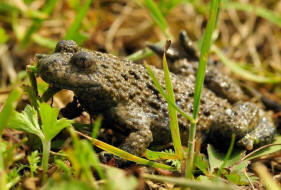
0 0 281 87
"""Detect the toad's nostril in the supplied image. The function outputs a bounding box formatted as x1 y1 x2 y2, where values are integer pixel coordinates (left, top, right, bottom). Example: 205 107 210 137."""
55 40 78 53
70 51 97 72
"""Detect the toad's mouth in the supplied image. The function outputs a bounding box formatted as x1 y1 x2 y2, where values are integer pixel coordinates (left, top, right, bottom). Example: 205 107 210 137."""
39 71 101 92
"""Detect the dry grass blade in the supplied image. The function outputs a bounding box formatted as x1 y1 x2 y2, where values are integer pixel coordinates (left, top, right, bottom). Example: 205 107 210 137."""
253 163 281 190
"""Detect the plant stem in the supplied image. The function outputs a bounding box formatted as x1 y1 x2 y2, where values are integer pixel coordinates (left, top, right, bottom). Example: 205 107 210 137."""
42 139 50 183
0 170 8 190
185 122 196 178
185 0 220 178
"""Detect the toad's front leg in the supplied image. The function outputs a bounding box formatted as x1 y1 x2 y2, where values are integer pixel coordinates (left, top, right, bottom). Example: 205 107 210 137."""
107 103 153 156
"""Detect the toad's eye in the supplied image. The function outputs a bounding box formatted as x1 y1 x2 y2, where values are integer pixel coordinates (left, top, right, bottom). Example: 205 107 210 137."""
70 51 97 72
55 40 78 53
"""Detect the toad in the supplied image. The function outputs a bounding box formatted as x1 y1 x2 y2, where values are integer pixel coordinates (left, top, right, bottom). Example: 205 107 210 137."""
37 35 275 157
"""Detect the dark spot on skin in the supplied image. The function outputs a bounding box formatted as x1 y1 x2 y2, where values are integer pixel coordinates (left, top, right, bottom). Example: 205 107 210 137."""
129 94 134 99
129 70 140 80
101 64 108 69
200 99 205 104
203 110 210 116
149 101 160 109
147 83 159 97
121 73 128 81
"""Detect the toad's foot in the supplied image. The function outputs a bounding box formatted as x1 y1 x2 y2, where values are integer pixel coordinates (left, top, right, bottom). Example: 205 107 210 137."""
209 102 275 150
238 110 275 150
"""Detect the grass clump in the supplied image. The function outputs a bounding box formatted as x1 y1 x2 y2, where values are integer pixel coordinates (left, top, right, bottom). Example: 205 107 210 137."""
145 0 221 178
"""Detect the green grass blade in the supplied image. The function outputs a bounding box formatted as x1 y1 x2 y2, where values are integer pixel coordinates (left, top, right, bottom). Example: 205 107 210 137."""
223 1 281 28
142 0 173 39
0 2 17 12
144 64 195 124
217 134 236 176
20 0 58 47
64 0 92 43
241 136 281 161
76 131 176 171
0 88 21 135
192 1 219 119
186 0 220 179
126 47 157 62
162 44 184 160
91 115 102 139
0 28 9 44
212 45 281 83
32 34 57 49
159 0 183 15
126 41 165 61
144 149 178 160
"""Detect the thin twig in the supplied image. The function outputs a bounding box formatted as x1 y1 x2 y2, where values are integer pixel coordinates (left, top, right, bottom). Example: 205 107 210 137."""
244 170 255 190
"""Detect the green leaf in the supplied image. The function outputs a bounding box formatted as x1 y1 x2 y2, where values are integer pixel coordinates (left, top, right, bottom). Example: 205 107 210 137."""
196 175 213 182
39 103 73 141
159 0 183 15
244 136 281 160
55 159 71 176
32 34 57 49
27 151 40 177
7 105 43 138
64 0 92 44
91 115 102 139
186 0 221 179
194 153 209 175
20 0 58 47
0 140 7 170
0 2 17 12
142 0 172 39
0 28 9 44
0 88 21 135
207 144 246 173
163 44 183 160
192 0 220 119
144 149 177 160
225 173 241 185
78 131 176 171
